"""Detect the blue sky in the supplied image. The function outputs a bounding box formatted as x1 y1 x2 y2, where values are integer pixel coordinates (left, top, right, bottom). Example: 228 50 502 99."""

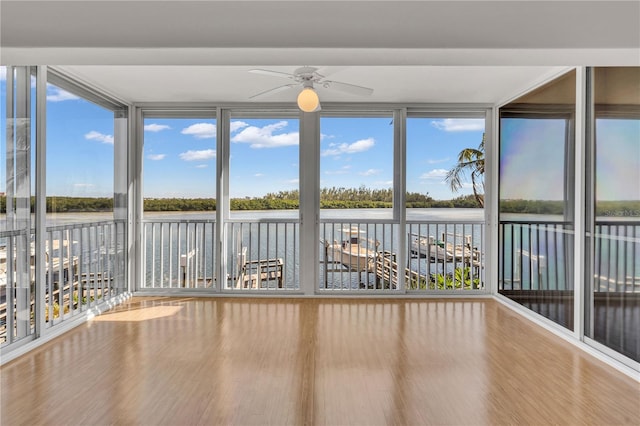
142 115 486 199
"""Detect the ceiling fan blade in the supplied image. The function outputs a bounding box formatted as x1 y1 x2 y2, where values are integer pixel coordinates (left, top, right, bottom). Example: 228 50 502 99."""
322 80 374 97
249 84 297 99
249 69 296 80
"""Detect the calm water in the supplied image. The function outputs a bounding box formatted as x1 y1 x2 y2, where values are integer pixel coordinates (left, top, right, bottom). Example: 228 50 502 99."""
139 209 485 289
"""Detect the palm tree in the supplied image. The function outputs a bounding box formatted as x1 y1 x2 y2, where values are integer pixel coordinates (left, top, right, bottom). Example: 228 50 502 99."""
445 133 485 207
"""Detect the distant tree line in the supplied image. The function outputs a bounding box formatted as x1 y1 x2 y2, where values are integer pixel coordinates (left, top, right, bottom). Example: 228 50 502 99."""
1 194 637 215
500 199 640 217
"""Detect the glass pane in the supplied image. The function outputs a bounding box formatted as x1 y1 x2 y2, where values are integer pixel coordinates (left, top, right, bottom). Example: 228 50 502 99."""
405 117 485 291
498 70 576 330
227 116 299 290
587 67 640 362
319 115 395 290
46 81 120 320
142 117 217 290
320 116 393 219
406 117 485 214
1 67 38 343
229 117 299 211
46 83 114 219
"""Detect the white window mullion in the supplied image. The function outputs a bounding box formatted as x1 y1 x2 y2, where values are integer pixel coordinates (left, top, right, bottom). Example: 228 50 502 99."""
34 66 47 337
299 110 320 295
573 67 587 340
393 108 406 292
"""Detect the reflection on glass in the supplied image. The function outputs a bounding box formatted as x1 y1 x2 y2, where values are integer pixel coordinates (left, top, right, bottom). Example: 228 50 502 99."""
498 70 576 330
1 67 39 343
587 67 640 362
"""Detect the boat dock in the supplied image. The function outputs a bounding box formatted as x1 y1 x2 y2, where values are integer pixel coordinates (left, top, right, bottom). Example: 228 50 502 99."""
321 231 484 290
234 246 284 289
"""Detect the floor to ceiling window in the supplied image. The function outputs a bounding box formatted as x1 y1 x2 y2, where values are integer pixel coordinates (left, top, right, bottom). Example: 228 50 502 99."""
227 114 300 290
498 70 577 330
585 67 640 363
141 114 217 290
406 115 485 291
1 67 128 350
318 114 395 291
44 74 126 328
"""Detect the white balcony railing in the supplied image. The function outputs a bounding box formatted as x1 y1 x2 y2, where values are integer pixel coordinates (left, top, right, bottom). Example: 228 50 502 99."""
142 219 217 289
226 219 299 290
319 220 485 292
141 217 486 294
1 220 126 346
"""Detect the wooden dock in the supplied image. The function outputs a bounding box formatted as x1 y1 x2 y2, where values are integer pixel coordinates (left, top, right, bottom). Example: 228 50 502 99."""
235 247 284 289
374 251 431 290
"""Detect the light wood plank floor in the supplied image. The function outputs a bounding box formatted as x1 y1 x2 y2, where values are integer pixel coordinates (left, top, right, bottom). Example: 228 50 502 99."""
2 297 639 425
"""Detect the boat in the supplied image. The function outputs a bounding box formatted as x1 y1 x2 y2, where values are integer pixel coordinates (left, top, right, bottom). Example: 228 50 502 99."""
410 234 453 261
328 227 379 271
410 233 480 264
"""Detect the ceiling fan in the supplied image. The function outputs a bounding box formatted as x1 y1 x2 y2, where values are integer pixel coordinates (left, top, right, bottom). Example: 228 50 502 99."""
249 67 374 112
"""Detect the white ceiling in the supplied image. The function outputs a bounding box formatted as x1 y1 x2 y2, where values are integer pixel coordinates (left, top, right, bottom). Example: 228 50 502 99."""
1 1 638 105
57 65 568 104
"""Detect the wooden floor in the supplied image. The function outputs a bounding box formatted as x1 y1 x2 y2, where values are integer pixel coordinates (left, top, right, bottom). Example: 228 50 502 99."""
1 297 639 425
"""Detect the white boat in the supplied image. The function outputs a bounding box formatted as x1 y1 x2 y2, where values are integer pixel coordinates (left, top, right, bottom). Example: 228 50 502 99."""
410 234 453 261
328 227 379 271
410 233 480 264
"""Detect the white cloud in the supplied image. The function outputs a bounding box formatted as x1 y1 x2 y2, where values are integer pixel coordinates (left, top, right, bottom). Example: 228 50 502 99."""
374 180 394 187
230 121 249 132
47 86 80 102
254 173 265 177
195 164 208 169
431 119 484 132
179 149 216 161
321 138 375 157
85 130 114 144
181 123 216 139
73 183 94 188
144 123 171 132
231 121 299 148
359 168 381 176
420 168 449 180
147 154 166 161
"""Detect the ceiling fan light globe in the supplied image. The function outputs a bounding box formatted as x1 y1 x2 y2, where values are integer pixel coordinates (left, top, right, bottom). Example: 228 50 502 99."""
297 88 320 112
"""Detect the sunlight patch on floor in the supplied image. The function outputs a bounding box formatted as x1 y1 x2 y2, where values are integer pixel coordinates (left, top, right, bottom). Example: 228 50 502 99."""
91 305 183 322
